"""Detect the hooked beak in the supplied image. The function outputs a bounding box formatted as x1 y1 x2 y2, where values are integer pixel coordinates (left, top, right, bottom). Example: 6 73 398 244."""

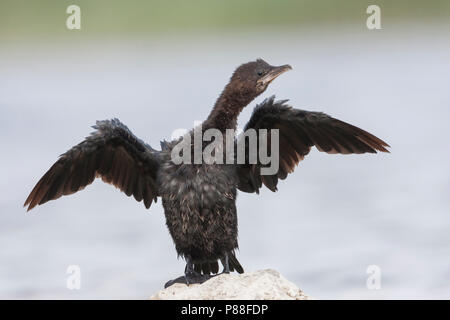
258 64 292 86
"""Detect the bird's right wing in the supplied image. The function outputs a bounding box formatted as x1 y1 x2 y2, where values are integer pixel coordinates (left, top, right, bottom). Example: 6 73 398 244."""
236 96 389 193
24 119 160 211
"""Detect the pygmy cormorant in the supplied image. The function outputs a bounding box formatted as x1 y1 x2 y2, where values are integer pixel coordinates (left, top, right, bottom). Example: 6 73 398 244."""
24 59 389 287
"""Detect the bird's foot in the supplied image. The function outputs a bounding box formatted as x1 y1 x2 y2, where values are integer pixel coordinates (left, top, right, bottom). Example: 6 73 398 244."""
164 271 213 288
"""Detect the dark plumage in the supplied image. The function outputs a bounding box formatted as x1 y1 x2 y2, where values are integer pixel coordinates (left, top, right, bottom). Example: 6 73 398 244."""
24 59 389 287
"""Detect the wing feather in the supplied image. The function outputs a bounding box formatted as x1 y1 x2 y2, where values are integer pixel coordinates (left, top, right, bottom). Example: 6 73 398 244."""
24 119 160 211
237 96 389 193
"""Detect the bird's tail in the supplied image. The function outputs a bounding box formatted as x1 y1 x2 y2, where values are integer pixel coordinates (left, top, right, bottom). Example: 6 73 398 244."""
194 261 219 274
228 251 244 274
194 252 244 275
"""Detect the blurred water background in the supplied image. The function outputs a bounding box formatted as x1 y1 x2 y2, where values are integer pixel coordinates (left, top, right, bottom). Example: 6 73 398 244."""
1 0 449 299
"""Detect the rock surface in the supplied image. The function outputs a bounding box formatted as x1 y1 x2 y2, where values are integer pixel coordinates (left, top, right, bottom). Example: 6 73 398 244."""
150 269 309 300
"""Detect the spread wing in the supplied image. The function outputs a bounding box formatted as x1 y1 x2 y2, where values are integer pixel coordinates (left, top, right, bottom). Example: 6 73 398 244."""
236 96 390 193
24 119 160 211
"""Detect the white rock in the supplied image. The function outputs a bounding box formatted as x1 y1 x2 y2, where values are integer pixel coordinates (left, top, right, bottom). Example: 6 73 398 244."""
150 269 310 300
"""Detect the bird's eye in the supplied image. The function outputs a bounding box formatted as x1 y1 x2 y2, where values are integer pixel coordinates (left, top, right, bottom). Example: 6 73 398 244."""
257 70 263 76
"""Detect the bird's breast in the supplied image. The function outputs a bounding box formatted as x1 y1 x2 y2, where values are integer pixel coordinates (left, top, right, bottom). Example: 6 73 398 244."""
158 161 238 210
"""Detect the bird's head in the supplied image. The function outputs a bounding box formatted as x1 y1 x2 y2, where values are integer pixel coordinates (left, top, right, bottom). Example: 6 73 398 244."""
228 59 292 101
208 59 292 129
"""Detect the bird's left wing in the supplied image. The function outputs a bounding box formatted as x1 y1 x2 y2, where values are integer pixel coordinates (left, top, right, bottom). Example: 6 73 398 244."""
24 119 160 211
236 96 389 193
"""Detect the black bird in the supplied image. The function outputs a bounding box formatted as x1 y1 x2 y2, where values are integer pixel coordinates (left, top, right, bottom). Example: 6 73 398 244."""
24 59 389 287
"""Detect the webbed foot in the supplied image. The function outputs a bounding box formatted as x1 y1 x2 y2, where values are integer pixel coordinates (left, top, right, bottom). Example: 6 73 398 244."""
164 271 213 288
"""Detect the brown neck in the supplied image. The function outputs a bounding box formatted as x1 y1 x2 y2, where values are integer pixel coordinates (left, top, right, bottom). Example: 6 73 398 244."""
204 83 254 132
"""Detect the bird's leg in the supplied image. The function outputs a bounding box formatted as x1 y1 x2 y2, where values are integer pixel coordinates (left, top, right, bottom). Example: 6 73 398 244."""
220 252 230 274
184 256 196 275
184 256 212 285
164 256 212 288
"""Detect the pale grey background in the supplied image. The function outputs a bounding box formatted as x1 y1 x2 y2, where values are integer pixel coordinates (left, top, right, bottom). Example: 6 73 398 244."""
1 24 449 299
